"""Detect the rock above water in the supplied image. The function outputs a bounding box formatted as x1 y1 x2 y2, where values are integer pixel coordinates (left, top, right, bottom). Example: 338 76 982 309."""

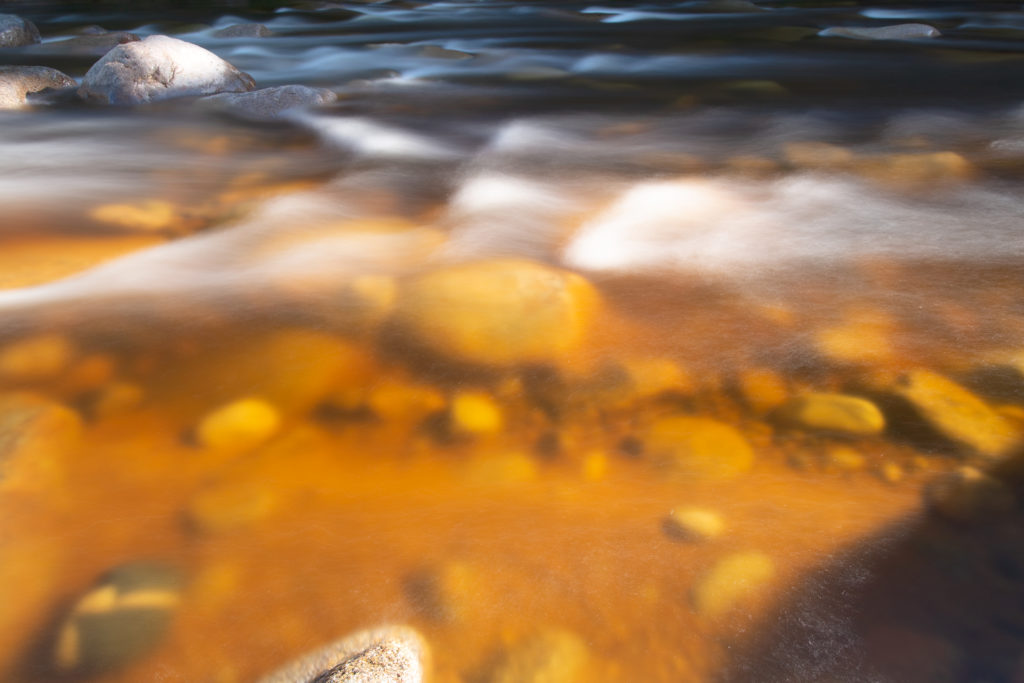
892 369 1021 458
213 23 272 38
819 24 941 40
0 66 76 110
257 625 429 683
394 259 600 366
488 628 589 683
0 14 40 48
200 85 337 121
78 35 255 105
645 416 755 479
775 393 886 436
53 562 183 675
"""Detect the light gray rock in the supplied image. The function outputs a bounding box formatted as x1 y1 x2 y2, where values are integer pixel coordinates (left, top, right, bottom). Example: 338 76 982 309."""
819 24 941 41
78 35 255 105
200 84 337 121
258 626 428 683
0 14 40 48
213 23 272 38
0 66 76 110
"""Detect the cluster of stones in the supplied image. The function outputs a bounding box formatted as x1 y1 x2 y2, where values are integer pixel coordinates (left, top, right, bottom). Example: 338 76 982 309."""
0 12 335 117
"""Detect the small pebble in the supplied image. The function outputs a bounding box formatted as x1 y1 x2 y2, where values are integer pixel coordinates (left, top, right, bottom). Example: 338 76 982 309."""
645 416 755 479
450 391 503 436
664 506 725 542
879 461 904 484
195 397 281 452
185 478 277 535
775 393 885 436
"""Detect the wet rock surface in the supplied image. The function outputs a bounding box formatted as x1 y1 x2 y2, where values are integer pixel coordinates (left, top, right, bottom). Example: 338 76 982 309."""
200 84 337 121
78 35 255 105
0 14 40 48
0 66 75 109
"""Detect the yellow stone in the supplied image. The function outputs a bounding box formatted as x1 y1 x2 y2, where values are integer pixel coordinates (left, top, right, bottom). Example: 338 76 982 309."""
368 380 446 421
895 369 1021 458
622 357 694 400
815 311 894 364
776 393 885 436
737 368 788 414
186 478 278 534
450 391 503 435
645 416 755 479
581 450 609 481
826 445 867 471
692 551 776 619
92 382 145 419
489 629 589 683
0 334 74 382
195 397 281 452
664 506 725 542
879 462 904 484
395 259 600 366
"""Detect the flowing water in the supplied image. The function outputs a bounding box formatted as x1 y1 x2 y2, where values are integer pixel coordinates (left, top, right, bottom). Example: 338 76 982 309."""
2 0 1024 681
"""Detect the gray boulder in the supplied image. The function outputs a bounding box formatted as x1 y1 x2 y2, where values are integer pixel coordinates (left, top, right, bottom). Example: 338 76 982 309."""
200 84 337 121
0 66 76 109
213 23 272 38
78 34 255 105
819 24 941 40
0 14 40 48
258 626 428 683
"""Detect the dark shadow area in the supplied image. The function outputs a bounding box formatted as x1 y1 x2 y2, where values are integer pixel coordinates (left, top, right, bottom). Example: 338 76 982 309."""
723 450 1024 683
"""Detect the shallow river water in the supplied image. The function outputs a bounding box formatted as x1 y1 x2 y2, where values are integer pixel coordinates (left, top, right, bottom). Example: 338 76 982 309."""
2 0 1024 681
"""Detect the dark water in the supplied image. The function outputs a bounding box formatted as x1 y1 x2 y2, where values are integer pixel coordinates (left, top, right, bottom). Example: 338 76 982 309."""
2 1 1024 682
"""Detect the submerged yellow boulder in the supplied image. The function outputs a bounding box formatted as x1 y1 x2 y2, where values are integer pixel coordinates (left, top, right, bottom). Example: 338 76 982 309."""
645 416 755 479
195 397 281 453
692 551 776 619
394 259 600 366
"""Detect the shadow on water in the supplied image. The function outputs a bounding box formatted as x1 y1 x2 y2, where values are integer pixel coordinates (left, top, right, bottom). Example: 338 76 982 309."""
724 448 1024 683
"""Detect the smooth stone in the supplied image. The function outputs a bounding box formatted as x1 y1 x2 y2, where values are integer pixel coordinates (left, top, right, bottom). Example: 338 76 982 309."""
78 35 255 105
775 393 886 436
664 506 725 542
645 416 755 479
925 466 1015 522
366 379 446 421
488 628 589 683
892 369 1021 458
450 391 503 436
825 445 866 472
186 477 278 534
0 66 76 109
692 551 776 619
213 23 272 38
394 259 600 366
257 625 429 683
0 392 82 491
879 461 904 484
819 24 941 40
737 368 788 414
0 14 40 48
195 397 282 453
620 357 695 400
200 85 337 121
53 563 183 675
0 333 75 382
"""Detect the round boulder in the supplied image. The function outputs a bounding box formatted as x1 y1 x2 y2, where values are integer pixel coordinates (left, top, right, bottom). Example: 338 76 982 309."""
0 14 40 48
393 259 600 366
78 34 255 105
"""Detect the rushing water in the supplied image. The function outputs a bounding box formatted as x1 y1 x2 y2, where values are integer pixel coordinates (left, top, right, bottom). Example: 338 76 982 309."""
2 1 1024 681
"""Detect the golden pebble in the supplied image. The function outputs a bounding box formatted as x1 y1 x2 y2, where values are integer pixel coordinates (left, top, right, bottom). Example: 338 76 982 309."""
0 334 74 382
195 397 281 452
692 551 776 619
450 391 504 436
664 506 725 542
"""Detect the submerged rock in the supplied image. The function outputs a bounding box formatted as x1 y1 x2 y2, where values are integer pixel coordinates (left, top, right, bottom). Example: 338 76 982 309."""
819 24 941 41
925 466 1015 522
891 369 1021 458
213 23 272 38
0 333 75 383
404 560 483 623
0 392 82 491
200 84 337 121
0 14 40 48
53 562 183 675
257 625 429 683
487 628 590 683
394 259 600 366
664 506 725 542
78 35 255 105
775 393 886 436
645 416 755 479
195 397 282 453
0 66 76 110
692 551 776 619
